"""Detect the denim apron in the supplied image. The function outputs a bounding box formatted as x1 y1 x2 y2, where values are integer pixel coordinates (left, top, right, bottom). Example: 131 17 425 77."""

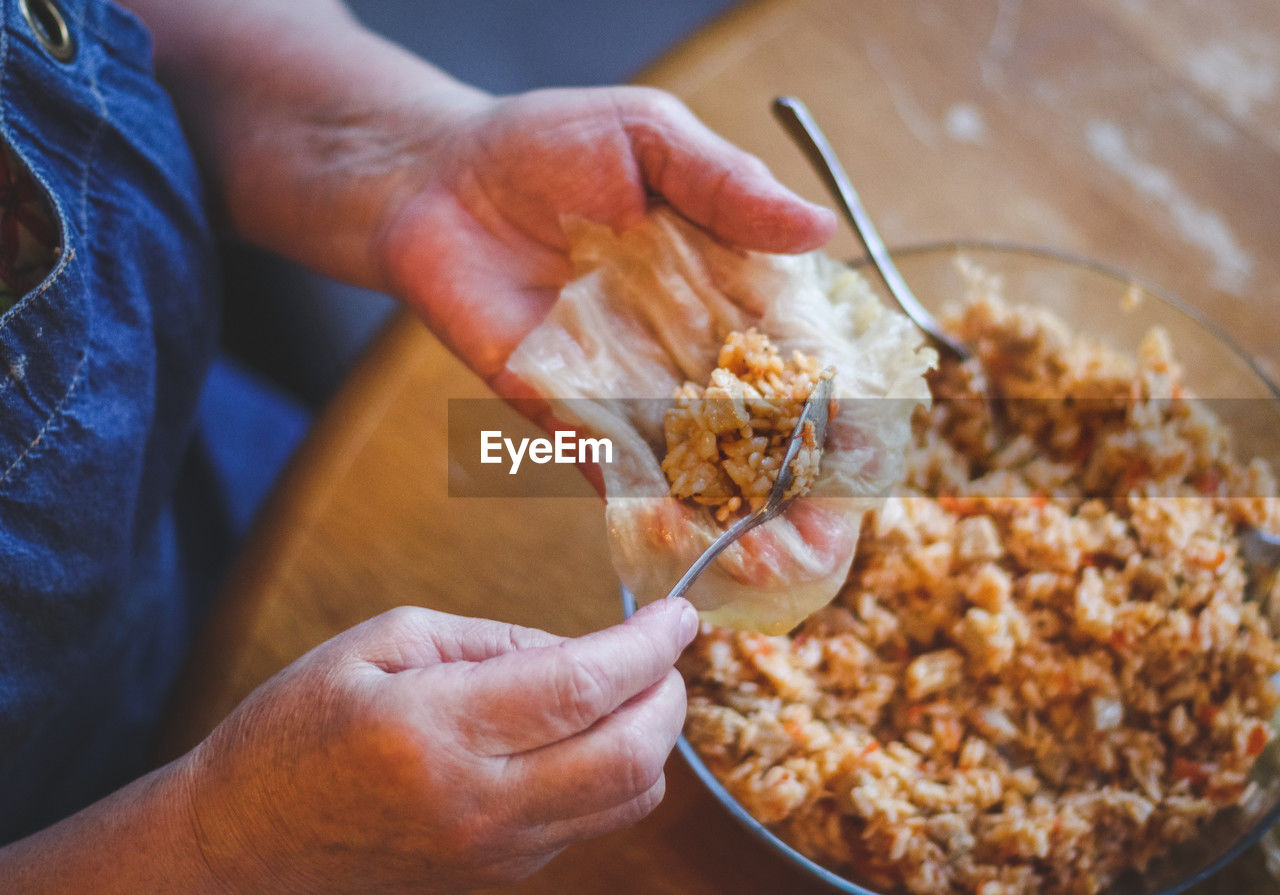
0 0 221 842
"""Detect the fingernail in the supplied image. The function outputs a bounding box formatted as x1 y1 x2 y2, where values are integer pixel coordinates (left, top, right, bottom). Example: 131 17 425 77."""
810 203 838 228
677 602 699 641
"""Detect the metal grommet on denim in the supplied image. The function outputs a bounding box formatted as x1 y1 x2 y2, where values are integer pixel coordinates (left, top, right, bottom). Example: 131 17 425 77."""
18 0 75 63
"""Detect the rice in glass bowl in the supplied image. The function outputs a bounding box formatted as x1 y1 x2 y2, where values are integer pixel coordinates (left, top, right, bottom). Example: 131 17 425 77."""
630 244 1280 895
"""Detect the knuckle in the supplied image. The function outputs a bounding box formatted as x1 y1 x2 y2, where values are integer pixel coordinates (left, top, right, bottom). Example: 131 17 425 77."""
636 774 667 815
371 604 429 639
615 85 686 126
618 731 667 797
347 705 423 769
425 804 510 873
556 652 612 729
617 85 668 111
505 622 555 653
473 854 553 888
664 668 689 715
616 776 667 829
742 153 773 180
447 807 503 861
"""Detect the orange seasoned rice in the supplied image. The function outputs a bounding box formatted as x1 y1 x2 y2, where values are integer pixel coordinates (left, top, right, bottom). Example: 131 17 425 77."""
662 329 830 523
680 296 1280 895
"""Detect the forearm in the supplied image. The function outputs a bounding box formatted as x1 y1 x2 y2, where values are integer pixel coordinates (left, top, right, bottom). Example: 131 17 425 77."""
0 756 228 893
118 0 490 291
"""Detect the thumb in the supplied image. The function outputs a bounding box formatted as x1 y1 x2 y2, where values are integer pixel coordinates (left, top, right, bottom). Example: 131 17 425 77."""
334 606 565 673
455 597 699 755
617 88 837 253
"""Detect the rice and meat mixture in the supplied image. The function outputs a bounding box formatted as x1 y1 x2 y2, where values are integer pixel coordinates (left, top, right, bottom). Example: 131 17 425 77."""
680 294 1280 895
661 329 831 522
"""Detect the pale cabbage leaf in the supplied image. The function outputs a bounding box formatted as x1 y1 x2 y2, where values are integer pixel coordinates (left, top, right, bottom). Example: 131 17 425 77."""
507 207 934 632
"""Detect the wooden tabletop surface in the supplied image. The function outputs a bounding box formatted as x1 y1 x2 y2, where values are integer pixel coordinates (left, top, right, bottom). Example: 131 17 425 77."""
158 1 1280 892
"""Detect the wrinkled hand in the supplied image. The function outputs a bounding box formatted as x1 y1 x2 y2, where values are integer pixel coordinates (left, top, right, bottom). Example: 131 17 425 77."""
182 598 698 895
147 10 834 391
375 87 836 387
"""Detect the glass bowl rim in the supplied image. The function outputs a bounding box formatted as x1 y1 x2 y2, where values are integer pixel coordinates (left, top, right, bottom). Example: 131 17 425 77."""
846 239 1280 405
628 578 1280 895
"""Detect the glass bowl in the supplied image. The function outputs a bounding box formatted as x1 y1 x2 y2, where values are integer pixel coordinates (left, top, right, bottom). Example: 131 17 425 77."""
622 242 1280 895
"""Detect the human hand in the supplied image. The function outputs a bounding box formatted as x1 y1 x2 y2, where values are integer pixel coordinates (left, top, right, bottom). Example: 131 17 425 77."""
181 598 699 894
130 7 833 387
374 87 837 389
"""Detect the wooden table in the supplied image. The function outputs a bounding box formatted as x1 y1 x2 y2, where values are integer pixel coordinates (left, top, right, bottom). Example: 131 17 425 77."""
159 0 1280 891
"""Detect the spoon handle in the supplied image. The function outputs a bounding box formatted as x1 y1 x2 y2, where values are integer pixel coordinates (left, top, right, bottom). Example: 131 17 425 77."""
666 509 768 602
771 96 970 362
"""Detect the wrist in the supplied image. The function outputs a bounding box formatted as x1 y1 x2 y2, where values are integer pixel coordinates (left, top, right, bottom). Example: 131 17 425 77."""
235 65 492 294
128 0 494 292
173 737 304 895
0 752 239 894
225 37 493 292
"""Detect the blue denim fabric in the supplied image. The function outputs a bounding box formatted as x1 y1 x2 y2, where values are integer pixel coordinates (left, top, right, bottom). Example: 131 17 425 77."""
0 0 223 842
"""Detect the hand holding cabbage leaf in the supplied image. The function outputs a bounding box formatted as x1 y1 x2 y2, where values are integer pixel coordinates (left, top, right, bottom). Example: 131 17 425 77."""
509 208 935 632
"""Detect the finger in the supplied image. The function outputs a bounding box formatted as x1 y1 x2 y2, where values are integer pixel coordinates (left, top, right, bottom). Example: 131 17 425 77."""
616 88 837 254
532 775 667 853
340 605 564 673
504 667 685 823
460 597 698 753
470 777 667 882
